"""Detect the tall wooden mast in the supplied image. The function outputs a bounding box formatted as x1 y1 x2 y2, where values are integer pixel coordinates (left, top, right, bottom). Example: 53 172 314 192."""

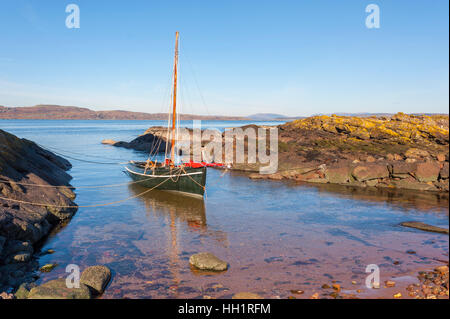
170 31 179 164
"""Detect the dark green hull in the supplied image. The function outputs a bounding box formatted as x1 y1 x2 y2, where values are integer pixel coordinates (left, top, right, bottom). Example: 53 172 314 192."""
125 163 207 197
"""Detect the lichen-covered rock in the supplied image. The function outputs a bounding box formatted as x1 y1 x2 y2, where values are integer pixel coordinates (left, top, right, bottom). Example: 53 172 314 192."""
404 148 430 159
189 252 228 271
28 278 91 299
80 265 111 294
14 282 36 299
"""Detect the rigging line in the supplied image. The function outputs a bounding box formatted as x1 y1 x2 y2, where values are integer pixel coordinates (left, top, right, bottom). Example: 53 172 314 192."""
182 42 211 117
0 177 171 208
43 149 126 165
0 173 169 189
36 143 128 162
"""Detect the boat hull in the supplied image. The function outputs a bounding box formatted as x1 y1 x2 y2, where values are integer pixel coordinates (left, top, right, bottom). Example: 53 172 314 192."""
125 163 207 197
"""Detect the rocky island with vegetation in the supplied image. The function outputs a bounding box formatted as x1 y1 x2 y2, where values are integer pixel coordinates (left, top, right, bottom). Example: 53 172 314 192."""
103 113 449 193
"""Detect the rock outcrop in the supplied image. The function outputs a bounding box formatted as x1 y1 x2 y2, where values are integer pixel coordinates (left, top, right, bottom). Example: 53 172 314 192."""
263 113 449 192
102 131 168 152
0 129 77 292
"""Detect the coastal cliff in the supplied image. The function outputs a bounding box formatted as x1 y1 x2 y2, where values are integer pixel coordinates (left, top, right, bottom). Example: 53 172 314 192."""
0 129 77 292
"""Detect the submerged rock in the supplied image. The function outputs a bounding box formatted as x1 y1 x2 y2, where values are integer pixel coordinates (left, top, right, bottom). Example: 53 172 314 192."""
400 221 449 234
28 278 91 299
80 265 112 294
189 252 228 271
232 292 263 299
39 263 58 273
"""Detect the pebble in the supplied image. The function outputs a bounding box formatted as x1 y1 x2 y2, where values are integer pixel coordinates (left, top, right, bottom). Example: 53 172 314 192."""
435 265 449 274
290 289 304 294
385 280 396 288
39 263 58 272
332 284 341 292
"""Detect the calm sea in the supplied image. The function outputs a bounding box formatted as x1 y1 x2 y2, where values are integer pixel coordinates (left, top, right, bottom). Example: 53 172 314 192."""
0 119 448 298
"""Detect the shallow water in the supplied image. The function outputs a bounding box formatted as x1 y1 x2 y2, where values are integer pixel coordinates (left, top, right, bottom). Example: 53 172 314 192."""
1 120 448 299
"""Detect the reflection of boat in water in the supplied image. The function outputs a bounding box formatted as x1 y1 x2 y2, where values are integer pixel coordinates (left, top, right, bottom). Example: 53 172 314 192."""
128 183 207 229
128 183 228 295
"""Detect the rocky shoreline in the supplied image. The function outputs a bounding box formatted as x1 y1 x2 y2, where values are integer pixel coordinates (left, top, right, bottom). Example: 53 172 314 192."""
102 113 449 193
0 129 77 294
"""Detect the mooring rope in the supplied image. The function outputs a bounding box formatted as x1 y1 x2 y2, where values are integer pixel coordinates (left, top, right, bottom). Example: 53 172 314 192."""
0 173 167 189
0 177 171 208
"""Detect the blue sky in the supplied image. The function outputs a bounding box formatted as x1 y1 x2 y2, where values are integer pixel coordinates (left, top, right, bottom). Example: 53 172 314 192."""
0 0 448 116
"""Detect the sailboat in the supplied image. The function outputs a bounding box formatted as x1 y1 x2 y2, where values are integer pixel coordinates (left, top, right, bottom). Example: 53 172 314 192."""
125 32 207 198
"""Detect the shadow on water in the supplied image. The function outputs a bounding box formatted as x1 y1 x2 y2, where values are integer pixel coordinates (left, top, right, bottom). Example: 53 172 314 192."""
228 170 449 214
311 183 449 214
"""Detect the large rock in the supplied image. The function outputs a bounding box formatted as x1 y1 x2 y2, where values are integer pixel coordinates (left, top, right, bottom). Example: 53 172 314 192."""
107 133 168 152
80 265 111 294
389 162 416 177
189 252 228 271
391 178 437 191
414 162 441 182
14 282 37 299
0 129 77 291
352 165 389 181
28 278 91 299
325 166 351 184
0 130 77 245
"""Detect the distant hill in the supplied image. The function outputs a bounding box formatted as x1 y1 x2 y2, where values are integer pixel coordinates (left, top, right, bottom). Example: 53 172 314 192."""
0 105 247 121
247 113 301 121
313 112 449 117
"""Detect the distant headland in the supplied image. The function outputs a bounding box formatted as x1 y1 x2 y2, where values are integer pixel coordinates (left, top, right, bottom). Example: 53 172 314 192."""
0 104 249 121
